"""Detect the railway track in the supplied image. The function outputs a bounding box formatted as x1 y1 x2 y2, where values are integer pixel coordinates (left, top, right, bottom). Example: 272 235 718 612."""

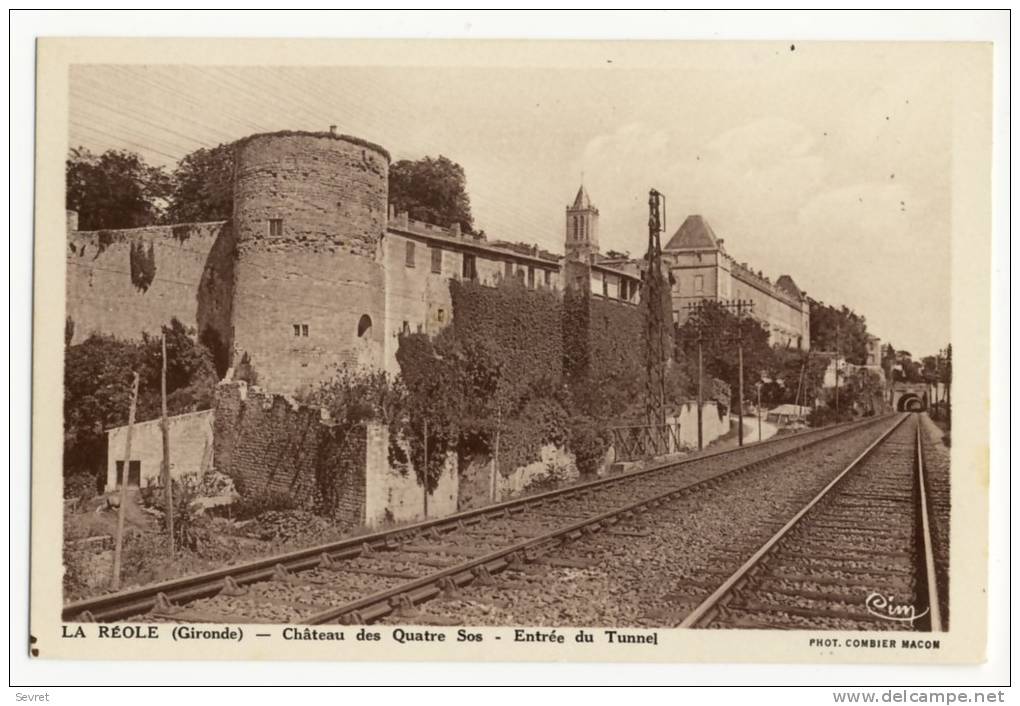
679 413 945 631
64 415 891 624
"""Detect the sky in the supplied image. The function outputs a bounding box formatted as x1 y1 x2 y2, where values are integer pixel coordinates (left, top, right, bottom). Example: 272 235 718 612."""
69 56 952 357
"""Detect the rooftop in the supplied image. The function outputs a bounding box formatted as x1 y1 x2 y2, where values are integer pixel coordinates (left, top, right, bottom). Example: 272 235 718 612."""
665 215 721 251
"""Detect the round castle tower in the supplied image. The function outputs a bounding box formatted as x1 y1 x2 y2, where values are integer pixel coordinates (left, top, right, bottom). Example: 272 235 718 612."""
230 131 390 394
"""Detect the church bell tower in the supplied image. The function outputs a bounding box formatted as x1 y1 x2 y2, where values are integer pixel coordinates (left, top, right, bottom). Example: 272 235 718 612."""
565 184 599 263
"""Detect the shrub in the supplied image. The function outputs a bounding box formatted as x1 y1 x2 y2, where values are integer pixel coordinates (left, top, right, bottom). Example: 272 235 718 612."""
230 489 299 521
64 470 100 505
568 417 610 476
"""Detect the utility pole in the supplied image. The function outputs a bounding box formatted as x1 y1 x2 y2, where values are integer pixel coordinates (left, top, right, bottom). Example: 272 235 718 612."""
644 188 669 428
945 344 952 430
684 301 706 450
834 323 841 418
423 418 429 518
111 372 139 591
161 334 174 556
685 298 753 447
756 382 763 442
732 299 753 447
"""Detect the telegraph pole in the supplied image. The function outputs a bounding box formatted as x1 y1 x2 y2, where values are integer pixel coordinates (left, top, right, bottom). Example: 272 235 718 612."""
834 323 841 418
685 298 753 447
111 372 140 591
644 189 669 427
161 334 174 556
684 300 706 450
945 344 952 430
756 382 763 442
733 299 753 447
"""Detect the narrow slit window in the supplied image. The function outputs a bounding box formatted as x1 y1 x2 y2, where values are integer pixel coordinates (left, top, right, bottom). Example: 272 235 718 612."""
301 324 309 337
268 219 283 237
293 324 301 337
405 241 416 267
504 261 513 279
430 247 443 274
528 266 535 289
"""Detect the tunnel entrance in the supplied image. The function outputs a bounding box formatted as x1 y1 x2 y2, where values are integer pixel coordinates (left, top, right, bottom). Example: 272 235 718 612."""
898 393 924 412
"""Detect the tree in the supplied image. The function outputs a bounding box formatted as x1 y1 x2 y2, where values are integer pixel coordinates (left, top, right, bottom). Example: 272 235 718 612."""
63 319 218 483
760 348 829 407
66 147 171 230
675 301 774 408
164 143 236 224
389 156 474 232
809 300 871 364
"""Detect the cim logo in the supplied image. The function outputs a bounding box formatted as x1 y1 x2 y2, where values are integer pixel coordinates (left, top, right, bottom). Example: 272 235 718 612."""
865 592 929 624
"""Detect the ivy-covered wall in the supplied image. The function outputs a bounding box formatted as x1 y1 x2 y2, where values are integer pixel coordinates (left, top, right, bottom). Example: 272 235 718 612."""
213 380 367 528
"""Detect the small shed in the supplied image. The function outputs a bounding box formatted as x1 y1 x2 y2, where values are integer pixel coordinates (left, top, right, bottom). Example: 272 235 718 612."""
105 409 214 491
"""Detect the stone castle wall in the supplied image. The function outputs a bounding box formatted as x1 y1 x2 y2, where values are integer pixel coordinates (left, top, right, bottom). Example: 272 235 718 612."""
213 380 367 528
230 132 391 393
66 221 234 361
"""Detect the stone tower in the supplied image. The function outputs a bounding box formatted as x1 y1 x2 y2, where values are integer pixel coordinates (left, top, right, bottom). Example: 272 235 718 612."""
230 131 390 394
565 184 599 263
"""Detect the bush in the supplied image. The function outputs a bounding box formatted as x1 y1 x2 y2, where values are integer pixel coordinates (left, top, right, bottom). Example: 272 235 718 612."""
230 490 299 521
568 417 610 476
806 406 853 428
64 470 100 505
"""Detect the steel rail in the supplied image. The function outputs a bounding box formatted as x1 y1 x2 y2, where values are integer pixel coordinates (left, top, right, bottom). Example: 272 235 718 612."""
63 414 889 623
303 415 899 625
915 421 944 632
678 413 911 629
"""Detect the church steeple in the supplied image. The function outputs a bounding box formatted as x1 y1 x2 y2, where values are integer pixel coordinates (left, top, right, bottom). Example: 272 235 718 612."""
565 184 599 262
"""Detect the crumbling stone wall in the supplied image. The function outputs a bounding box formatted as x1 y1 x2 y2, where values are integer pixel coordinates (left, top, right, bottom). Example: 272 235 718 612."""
213 380 367 528
66 220 234 369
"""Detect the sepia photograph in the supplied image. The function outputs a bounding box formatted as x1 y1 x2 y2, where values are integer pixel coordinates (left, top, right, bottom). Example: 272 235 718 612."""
24 28 998 671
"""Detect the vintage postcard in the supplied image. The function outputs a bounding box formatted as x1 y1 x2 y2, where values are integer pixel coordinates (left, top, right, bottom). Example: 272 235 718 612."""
31 37 992 663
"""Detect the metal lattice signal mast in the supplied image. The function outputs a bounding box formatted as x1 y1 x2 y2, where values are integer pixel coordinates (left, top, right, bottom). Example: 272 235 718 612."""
645 189 669 427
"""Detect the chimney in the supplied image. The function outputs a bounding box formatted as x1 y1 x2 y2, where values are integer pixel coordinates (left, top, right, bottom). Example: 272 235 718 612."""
329 125 337 136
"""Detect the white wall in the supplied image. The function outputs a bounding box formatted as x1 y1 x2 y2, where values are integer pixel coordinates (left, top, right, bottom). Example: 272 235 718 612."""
105 410 213 491
363 422 458 527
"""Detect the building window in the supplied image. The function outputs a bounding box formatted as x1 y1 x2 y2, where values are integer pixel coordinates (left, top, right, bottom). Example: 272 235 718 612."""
268 218 283 237
301 324 309 337
437 308 445 323
293 324 301 337
602 277 608 298
528 266 535 289
695 275 704 292
430 247 442 274
115 460 141 487
572 217 579 241
405 241 416 267
544 270 552 287
357 314 372 338
401 321 410 335
462 253 477 280
504 261 513 279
